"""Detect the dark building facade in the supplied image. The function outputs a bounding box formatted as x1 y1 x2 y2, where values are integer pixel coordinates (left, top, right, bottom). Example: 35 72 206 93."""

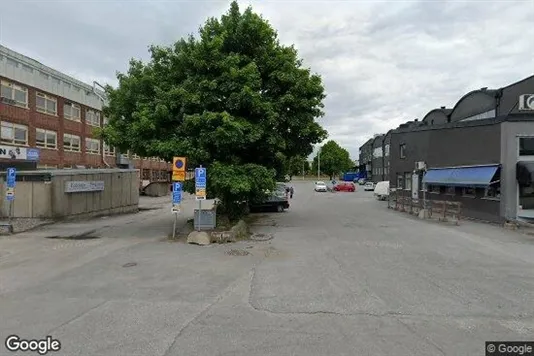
358 138 373 179
389 75 534 223
371 134 384 183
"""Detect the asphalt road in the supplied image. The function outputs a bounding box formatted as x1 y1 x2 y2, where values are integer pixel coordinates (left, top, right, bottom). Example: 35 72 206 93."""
1 181 534 355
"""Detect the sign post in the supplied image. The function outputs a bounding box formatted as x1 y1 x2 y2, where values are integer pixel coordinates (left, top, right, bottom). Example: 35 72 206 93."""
171 182 182 239
195 166 207 231
6 167 16 224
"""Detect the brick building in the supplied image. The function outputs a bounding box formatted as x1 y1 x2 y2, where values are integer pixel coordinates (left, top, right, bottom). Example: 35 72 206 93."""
0 45 171 181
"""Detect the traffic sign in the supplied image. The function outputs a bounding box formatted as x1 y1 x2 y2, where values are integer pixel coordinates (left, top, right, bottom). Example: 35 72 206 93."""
173 157 186 172
172 182 182 204
172 171 185 182
195 167 206 188
7 167 16 188
6 187 14 201
171 204 180 213
195 188 206 200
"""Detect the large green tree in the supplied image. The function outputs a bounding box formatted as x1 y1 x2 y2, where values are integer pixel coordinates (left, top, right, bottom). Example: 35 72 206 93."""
99 1 327 218
312 140 353 179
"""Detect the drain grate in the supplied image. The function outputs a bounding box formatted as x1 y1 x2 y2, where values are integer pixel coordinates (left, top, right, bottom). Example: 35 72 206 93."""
122 262 138 268
250 233 274 241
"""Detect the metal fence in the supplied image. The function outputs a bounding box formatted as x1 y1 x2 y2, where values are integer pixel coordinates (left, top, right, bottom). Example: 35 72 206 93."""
388 190 462 224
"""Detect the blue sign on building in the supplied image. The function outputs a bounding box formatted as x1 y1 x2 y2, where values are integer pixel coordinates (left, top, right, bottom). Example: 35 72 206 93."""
26 148 40 161
195 167 207 188
172 182 182 204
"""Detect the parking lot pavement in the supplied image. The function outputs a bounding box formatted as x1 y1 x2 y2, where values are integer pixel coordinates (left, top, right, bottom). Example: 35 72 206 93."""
2 180 534 355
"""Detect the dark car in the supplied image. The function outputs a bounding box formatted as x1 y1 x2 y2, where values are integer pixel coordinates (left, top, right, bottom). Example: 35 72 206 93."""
333 182 356 192
249 186 290 212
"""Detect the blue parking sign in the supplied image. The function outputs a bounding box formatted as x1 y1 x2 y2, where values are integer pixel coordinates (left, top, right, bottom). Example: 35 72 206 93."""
172 182 182 204
6 168 16 188
195 167 206 188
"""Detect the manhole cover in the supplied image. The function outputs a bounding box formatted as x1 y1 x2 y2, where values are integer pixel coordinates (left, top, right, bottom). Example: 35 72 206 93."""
122 262 138 268
226 249 250 256
250 233 274 241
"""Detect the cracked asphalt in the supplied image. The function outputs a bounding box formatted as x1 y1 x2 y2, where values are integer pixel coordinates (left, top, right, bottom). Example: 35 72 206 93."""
1 181 534 355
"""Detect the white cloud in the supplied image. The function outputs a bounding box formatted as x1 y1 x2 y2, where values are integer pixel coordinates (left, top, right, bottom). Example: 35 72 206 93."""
2 0 533 159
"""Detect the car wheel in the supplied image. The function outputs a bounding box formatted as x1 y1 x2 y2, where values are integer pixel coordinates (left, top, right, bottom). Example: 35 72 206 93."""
277 204 284 212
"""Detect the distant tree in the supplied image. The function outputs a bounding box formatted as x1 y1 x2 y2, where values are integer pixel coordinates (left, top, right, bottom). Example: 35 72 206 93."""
311 140 353 180
287 155 308 179
99 1 327 219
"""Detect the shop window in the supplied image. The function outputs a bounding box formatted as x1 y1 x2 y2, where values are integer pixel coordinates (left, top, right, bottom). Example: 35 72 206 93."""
445 186 456 195
485 184 500 200
404 172 412 190
463 187 476 197
400 144 406 158
36 92 57 115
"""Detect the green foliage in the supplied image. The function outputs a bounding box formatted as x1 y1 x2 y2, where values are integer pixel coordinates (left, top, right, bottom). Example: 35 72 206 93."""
287 155 308 177
99 1 327 216
312 140 354 179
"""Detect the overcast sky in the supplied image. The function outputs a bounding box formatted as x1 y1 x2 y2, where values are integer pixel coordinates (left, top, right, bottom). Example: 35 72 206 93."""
1 0 533 159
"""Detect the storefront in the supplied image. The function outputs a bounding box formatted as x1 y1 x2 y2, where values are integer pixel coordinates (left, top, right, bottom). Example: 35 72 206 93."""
0 145 40 171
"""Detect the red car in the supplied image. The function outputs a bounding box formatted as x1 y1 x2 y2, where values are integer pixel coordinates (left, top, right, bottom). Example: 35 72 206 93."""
333 182 356 192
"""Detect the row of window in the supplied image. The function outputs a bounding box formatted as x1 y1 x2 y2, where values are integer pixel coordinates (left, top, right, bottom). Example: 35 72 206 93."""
0 121 113 154
373 167 389 176
395 172 500 199
1 80 101 126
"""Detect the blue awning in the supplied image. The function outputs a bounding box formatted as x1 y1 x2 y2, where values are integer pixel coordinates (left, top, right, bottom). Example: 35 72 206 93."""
422 165 499 187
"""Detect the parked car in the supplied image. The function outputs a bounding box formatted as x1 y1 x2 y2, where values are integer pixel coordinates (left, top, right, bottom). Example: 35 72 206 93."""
314 181 328 192
333 182 356 192
364 182 375 191
374 181 390 200
250 186 290 212
357 178 367 185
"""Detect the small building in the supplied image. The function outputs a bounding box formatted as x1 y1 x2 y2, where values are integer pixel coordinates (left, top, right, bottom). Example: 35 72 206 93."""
389 75 534 223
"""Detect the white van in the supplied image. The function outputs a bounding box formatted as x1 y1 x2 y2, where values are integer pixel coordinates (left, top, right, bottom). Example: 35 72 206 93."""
373 181 390 200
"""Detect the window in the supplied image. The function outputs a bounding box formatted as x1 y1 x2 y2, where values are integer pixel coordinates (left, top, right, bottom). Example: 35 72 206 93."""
86 110 101 126
63 134 81 152
404 173 412 190
104 142 115 156
151 170 158 181
400 144 406 158
64 102 81 121
461 109 496 122
1 121 28 145
132 154 140 159
463 187 476 197
36 129 57 149
36 92 57 115
396 173 404 189
85 138 100 154
429 185 441 194
519 137 534 156
485 184 500 200
445 186 456 195
1 80 28 107
384 144 390 157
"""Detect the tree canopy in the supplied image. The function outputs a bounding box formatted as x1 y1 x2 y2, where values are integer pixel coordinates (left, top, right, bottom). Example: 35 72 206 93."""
312 140 353 179
99 1 327 218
